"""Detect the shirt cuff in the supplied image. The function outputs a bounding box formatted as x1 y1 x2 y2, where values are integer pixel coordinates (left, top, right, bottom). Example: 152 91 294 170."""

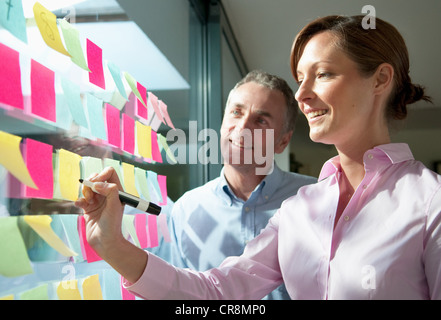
122 252 175 299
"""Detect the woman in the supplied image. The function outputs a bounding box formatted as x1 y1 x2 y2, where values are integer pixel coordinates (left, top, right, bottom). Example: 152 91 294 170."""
75 15 441 299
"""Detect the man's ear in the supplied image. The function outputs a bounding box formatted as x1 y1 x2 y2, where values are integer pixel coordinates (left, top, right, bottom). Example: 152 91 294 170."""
373 63 394 95
275 130 293 154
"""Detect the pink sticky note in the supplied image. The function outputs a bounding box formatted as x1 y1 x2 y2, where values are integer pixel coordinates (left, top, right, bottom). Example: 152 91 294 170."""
151 130 162 163
135 214 148 249
31 59 56 122
159 101 175 129
157 175 167 206
147 215 159 248
87 39 105 89
147 92 164 123
24 139 53 199
158 213 171 243
136 82 147 120
78 215 102 263
0 43 23 110
122 113 135 155
105 103 121 148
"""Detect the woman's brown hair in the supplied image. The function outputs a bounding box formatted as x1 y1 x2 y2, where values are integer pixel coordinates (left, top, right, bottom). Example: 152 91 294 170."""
290 15 431 120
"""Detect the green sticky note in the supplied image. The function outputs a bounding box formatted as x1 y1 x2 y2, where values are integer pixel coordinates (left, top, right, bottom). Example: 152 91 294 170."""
0 0 27 43
108 61 128 100
58 18 90 71
19 284 49 300
0 217 33 277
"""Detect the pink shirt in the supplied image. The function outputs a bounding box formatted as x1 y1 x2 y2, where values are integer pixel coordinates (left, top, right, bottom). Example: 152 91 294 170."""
125 143 441 299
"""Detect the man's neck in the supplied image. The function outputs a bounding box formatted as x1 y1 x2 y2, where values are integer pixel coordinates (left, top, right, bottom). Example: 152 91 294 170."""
223 165 266 201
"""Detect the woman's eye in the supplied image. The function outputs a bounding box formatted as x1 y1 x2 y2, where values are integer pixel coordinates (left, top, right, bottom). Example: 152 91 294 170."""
317 72 332 79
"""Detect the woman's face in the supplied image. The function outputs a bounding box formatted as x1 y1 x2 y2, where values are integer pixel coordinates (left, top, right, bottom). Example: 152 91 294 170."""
295 31 380 148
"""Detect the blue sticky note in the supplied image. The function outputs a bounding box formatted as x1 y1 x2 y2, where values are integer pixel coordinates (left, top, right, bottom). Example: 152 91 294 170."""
86 93 107 141
60 77 89 128
107 61 128 100
0 0 27 43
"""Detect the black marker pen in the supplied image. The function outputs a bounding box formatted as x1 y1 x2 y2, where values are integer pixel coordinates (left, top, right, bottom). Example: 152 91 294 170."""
79 179 161 215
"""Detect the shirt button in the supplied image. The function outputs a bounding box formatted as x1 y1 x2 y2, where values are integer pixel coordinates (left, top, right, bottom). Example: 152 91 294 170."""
264 195 269 200
362 184 368 189
245 207 250 212
344 215 350 221
368 154 374 160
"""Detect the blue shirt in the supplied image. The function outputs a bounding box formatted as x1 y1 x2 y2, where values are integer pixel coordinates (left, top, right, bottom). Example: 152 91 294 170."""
168 163 316 299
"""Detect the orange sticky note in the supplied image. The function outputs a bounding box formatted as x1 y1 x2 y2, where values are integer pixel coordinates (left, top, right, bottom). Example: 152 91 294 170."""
24 139 53 199
33 2 70 56
0 131 36 188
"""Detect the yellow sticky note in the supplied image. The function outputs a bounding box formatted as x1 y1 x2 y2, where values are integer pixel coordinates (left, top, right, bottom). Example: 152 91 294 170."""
58 149 82 201
0 131 37 188
122 162 139 197
23 215 78 257
57 280 82 300
0 294 14 300
33 2 70 56
82 274 103 300
136 121 152 159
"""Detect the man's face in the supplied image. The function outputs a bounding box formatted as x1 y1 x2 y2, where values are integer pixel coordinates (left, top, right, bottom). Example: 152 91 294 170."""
220 81 292 172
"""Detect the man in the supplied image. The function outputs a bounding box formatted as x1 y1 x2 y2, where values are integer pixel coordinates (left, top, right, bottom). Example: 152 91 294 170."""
167 70 316 299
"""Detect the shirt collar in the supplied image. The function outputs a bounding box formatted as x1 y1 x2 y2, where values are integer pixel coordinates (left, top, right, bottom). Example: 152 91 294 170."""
218 162 282 205
318 143 414 181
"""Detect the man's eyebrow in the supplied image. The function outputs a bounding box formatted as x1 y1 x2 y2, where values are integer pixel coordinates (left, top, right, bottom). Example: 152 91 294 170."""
256 110 273 118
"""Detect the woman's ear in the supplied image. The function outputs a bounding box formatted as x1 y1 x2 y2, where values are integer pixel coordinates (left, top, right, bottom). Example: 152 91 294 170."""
374 63 394 95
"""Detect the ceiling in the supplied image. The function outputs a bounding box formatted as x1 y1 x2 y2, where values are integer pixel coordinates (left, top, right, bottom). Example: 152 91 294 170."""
221 0 441 132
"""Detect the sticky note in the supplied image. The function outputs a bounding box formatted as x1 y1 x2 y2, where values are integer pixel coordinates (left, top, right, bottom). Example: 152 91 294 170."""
59 18 90 71
85 93 107 140
23 215 78 257
0 0 27 43
123 72 145 107
55 94 73 130
151 130 162 163
60 77 88 128
158 213 171 243
87 39 105 89
105 103 121 148
24 139 53 199
136 82 147 120
0 43 23 110
0 294 14 300
122 214 140 247
148 92 163 122
33 2 70 56
82 274 103 300
135 214 148 248
146 171 162 203
107 61 127 100
158 133 177 164
78 215 102 263
81 156 103 181
122 114 135 155
136 121 152 160
57 149 82 201
31 59 56 122
134 167 150 201
19 283 49 300
122 162 139 197
0 216 33 277
57 279 82 300
157 175 167 206
147 215 159 248
103 158 123 187
159 100 175 129
0 131 37 188
57 214 83 263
